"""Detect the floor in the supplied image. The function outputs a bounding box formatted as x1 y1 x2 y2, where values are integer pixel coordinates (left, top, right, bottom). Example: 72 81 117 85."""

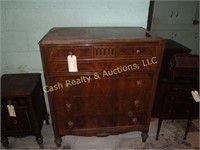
1 118 199 149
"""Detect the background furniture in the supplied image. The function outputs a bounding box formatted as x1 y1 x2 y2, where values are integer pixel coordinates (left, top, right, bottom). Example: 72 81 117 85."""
155 77 199 140
39 27 165 148
152 39 199 140
150 1 199 54
1 73 49 148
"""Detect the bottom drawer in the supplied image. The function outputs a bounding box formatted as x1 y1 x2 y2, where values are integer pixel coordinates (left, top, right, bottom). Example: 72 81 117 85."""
56 114 147 133
2 110 32 133
161 103 196 119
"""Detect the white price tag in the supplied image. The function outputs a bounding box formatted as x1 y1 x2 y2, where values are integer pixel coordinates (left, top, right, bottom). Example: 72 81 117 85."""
191 90 200 102
7 105 16 117
67 55 78 72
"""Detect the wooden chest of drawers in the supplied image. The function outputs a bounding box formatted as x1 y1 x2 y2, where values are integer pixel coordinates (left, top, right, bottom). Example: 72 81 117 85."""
1 73 49 148
39 27 165 147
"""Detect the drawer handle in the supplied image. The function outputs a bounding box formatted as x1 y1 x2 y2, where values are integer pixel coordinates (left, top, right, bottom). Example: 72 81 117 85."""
136 49 141 54
13 119 18 125
69 51 73 56
132 118 138 125
134 100 140 108
67 121 74 128
173 87 178 91
171 97 175 100
7 100 12 105
168 110 172 113
128 111 133 117
66 103 71 111
136 80 142 86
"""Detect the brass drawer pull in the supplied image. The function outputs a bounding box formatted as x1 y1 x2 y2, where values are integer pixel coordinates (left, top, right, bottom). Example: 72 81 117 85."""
134 100 140 108
67 121 74 128
172 87 178 91
128 111 133 117
132 118 138 125
136 80 142 86
136 49 141 54
66 103 71 111
13 119 18 125
68 51 73 56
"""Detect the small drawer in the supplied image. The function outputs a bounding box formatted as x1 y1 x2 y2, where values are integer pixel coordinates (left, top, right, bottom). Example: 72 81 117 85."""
161 103 195 118
168 85 197 93
2 110 32 132
1 97 28 109
165 94 195 103
116 45 156 58
47 46 93 61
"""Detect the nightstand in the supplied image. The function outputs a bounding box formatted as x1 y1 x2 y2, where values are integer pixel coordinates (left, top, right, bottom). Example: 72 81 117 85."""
1 73 49 148
155 77 199 140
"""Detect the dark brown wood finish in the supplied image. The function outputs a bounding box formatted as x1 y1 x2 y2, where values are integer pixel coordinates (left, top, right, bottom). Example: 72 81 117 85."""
39 27 165 148
155 77 199 140
1 73 49 149
152 39 192 117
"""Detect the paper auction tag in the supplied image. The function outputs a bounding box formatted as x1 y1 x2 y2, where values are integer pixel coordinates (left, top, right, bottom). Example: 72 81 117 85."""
191 90 200 102
7 105 16 117
67 55 78 72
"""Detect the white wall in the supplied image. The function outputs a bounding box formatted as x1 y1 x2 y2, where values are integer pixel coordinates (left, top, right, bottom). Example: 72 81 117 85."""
1 0 150 113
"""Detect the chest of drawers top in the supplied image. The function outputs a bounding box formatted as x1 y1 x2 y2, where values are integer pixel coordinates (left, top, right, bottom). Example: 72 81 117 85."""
39 27 163 45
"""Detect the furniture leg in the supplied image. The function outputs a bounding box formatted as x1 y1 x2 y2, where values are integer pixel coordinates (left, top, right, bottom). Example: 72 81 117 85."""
45 113 49 125
55 137 62 148
156 119 163 140
184 119 191 140
36 135 44 149
1 137 10 149
141 132 148 142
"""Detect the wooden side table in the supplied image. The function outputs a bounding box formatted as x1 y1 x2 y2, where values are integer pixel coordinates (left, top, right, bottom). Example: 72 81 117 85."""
155 77 199 140
1 73 49 148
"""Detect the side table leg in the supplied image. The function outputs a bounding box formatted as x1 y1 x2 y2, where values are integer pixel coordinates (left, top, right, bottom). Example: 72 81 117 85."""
45 113 50 125
184 119 192 140
36 135 44 149
1 137 10 149
156 119 163 140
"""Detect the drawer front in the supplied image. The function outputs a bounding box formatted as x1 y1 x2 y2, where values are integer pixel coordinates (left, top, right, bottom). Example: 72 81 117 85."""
117 45 156 57
49 59 157 73
161 103 196 118
49 73 152 98
47 44 157 61
165 94 195 103
168 84 198 93
1 97 28 109
53 94 147 117
48 46 92 60
93 45 156 58
2 110 32 133
56 113 147 132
